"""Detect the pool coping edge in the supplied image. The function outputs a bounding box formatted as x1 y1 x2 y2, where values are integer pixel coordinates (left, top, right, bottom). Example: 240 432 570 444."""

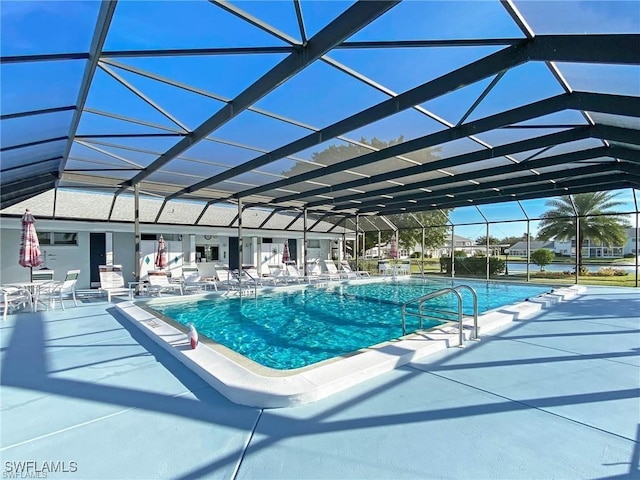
115 285 585 408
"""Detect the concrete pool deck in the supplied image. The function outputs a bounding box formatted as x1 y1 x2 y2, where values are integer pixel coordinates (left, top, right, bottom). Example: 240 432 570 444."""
1 285 638 479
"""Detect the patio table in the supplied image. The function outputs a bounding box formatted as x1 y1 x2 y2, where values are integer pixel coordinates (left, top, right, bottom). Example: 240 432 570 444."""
3 282 51 312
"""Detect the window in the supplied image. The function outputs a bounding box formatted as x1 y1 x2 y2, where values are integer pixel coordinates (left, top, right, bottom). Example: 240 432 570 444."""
262 238 273 243
37 232 78 245
307 239 320 248
142 233 182 241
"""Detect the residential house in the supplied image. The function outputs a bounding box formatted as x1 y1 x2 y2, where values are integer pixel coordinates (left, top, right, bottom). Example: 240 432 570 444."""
507 227 638 258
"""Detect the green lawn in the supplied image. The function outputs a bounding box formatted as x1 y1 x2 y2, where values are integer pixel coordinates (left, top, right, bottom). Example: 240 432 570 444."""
356 258 638 288
521 272 639 288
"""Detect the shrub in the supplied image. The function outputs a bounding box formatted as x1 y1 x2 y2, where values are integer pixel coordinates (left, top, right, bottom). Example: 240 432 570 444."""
564 266 591 276
596 267 628 277
534 271 571 278
440 256 505 275
623 253 636 258
440 257 451 272
597 267 615 276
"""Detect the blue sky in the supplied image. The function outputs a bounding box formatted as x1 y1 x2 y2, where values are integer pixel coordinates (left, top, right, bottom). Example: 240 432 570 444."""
1 1 638 237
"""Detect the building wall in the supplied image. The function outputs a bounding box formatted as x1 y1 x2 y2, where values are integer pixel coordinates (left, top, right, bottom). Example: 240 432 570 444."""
1 217 347 287
623 227 639 255
0 228 93 289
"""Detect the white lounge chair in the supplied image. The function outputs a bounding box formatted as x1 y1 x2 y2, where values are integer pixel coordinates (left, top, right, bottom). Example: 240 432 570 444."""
31 269 55 284
99 265 134 302
214 267 241 290
147 270 183 296
181 265 217 292
37 269 80 310
243 267 278 287
307 262 333 282
322 260 347 280
340 260 370 278
285 265 307 283
268 265 295 285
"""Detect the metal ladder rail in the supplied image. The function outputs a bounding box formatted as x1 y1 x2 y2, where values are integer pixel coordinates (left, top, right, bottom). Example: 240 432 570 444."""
405 309 461 329
401 287 464 346
402 287 459 332
453 285 479 341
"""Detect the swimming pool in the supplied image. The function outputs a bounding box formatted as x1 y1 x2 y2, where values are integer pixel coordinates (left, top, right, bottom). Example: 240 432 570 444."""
146 279 551 370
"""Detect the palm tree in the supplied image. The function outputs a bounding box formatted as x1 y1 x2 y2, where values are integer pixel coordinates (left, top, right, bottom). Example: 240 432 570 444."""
537 192 630 268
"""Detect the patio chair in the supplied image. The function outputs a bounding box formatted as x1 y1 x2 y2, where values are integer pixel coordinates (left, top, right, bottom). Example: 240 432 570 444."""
37 269 80 311
1 287 32 320
31 269 55 284
243 266 278 287
181 265 217 292
285 264 307 283
307 262 333 282
267 265 294 285
99 265 134 302
214 267 240 290
147 270 183 296
340 260 370 278
322 260 347 280
398 260 411 275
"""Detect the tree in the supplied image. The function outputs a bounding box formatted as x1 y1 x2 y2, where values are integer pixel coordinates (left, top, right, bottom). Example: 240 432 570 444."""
475 235 501 246
361 212 451 257
537 192 630 267
287 136 440 178
392 211 451 255
531 248 555 271
364 230 393 254
300 136 443 257
502 235 526 248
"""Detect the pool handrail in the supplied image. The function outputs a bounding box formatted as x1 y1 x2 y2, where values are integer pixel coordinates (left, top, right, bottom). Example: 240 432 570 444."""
452 285 479 341
401 284 479 346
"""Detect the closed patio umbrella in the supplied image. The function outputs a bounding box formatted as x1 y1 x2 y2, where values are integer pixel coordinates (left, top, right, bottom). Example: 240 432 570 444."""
282 240 290 264
389 234 399 259
19 210 43 277
155 235 168 269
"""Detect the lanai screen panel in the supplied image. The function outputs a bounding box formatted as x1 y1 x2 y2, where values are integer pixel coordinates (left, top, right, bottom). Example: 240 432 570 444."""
385 213 432 230
253 58 390 130
53 190 113 220
588 113 640 131
198 204 240 227
476 201 527 223
109 194 162 223
307 214 347 233
0 191 55 218
2 140 67 174
513 0 639 35
1 0 638 226
241 208 279 229
604 189 640 215
0 60 87 115
261 210 305 231
448 205 486 226
490 220 529 244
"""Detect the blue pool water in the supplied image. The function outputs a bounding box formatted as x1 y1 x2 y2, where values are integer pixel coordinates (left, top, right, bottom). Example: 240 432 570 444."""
147 279 550 370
